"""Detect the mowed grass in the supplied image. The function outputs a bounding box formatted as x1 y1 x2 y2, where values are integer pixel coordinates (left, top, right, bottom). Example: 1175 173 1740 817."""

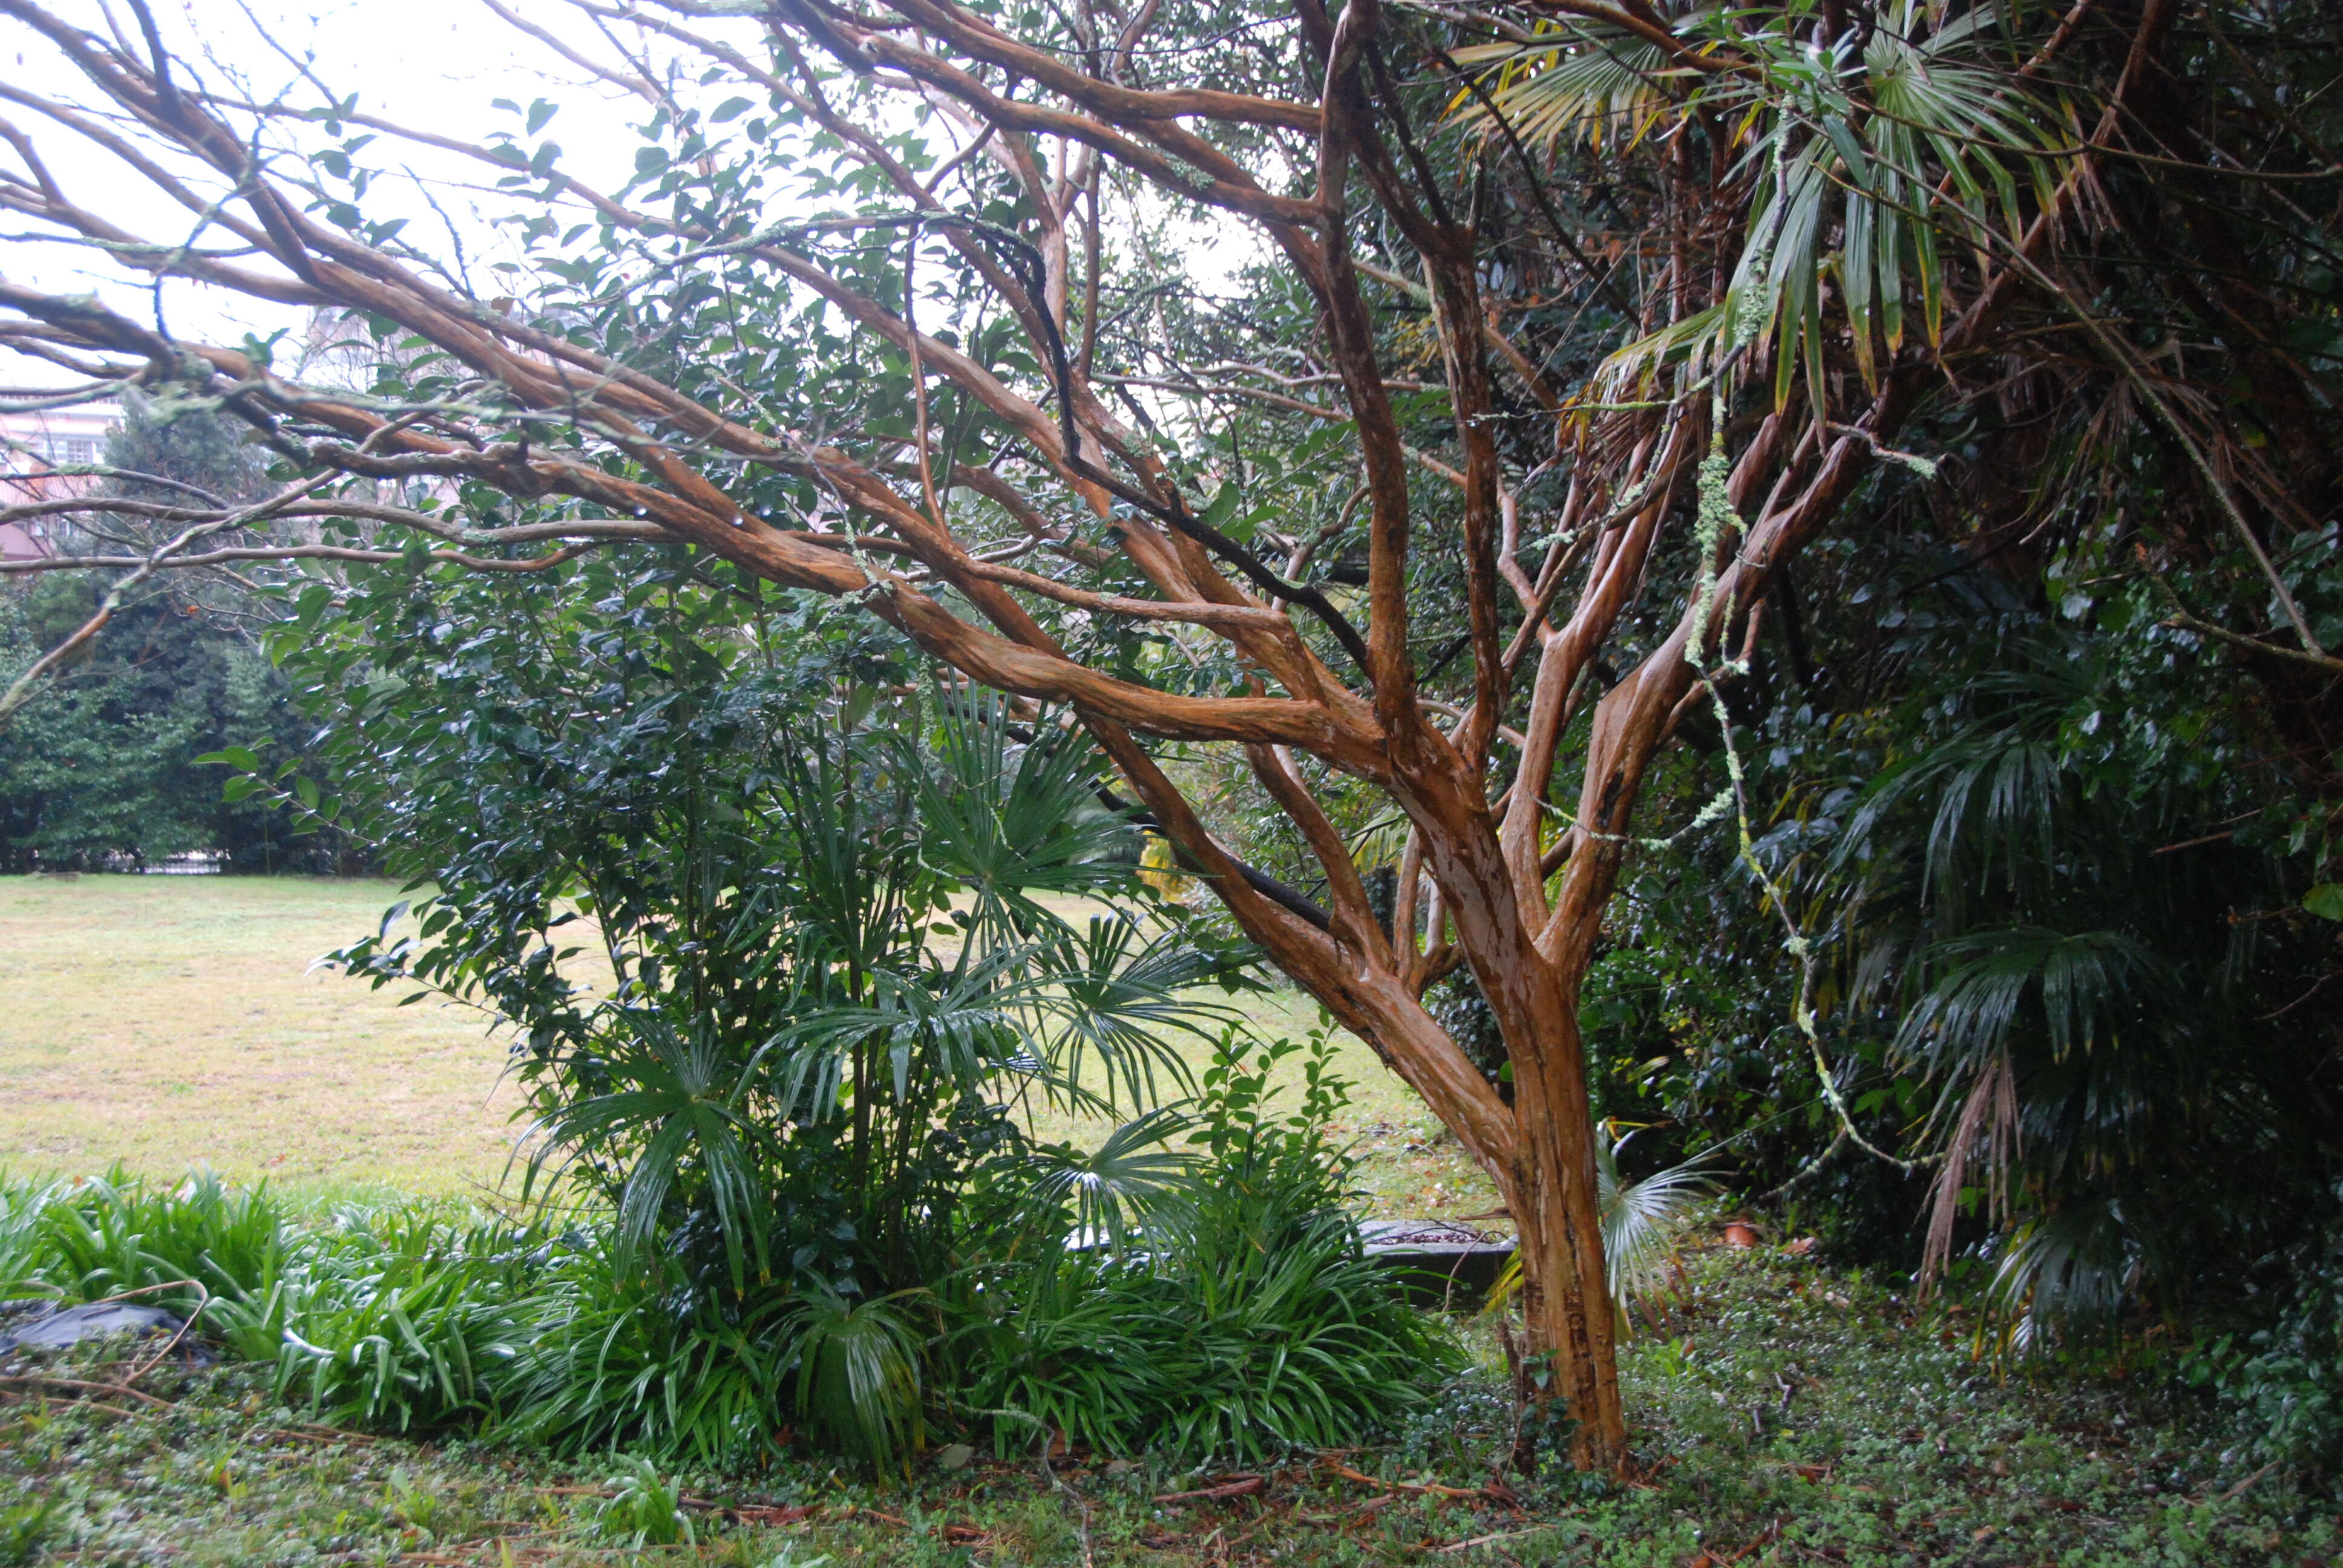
0 875 1498 1217
0 875 525 1197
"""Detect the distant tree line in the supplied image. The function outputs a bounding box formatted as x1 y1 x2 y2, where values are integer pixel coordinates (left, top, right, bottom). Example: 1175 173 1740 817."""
0 400 361 873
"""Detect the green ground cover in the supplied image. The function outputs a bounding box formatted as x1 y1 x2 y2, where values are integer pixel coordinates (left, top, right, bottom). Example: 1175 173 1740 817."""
5 878 2330 1566
0 877 1495 1217
2 1246 2324 1567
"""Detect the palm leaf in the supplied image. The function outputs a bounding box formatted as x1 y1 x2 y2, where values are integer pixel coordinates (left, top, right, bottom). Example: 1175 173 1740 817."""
1004 1106 1201 1249
787 1282 926 1472
1571 0 2073 412
1485 1129 1718 1331
913 689 1138 942
516 1010 774 1289
1598 1132 1721 1308
1451 25 1680 152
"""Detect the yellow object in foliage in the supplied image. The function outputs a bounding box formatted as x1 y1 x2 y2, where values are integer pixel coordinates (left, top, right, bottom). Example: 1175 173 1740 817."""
1137 832 1193 901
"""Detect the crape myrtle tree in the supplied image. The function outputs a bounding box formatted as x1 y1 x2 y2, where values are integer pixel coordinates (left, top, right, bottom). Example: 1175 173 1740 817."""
0 0 2327 1469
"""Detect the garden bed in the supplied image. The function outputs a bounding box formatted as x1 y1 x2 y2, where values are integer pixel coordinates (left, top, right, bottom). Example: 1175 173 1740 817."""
3 1246 2322 1567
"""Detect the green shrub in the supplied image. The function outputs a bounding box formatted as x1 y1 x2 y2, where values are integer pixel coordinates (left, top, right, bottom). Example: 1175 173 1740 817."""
956 1214 1461 1463
949 1023 1466 1463
2187 1219 2343 1489
30 1167 287 1311
0 1497 60 1568
594 1455 696 1548
0 1177 54 1300
499 1242 795 1469
2 1168 533 1436
787 1283 926 1473
217 1250 526 1432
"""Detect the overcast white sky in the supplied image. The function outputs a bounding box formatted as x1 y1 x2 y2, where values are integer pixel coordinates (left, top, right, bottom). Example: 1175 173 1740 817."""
1 0 1257 391
2 0 739 377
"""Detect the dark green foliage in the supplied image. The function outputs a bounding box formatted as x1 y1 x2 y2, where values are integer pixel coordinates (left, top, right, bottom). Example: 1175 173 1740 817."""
787 1284 926 1468
1423 968 1509 1098
3 1083 1461 1475
495 1249 917 1474
1 1168 891 1463
1565 520 2343 1457
218 1214 534 1434
1460 493 2343 1459
0 575 293 870
98 392 266 504
956 1214 1460 1465
2186 1209 2343 1485
1508 0 2343 1400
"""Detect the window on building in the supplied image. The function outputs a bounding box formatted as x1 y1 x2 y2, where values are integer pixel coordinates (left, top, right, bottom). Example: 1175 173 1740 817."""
56 436 98 466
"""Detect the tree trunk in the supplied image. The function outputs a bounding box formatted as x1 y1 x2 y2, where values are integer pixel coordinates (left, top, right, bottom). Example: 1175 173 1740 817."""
1471 918 1621 1472
1502 978 1624 1471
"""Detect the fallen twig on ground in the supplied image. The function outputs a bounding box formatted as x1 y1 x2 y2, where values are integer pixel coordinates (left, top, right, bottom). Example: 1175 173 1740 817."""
111 1279 209 1385
1692 1521 1781 1566
1325 1462 1506 1503
1153 1475 1265 1503
1441 1524 1553 1553
257 1422 381 1446
0 1374 175 1409
2220 1462 2279 1502
1299 1494 1397 1525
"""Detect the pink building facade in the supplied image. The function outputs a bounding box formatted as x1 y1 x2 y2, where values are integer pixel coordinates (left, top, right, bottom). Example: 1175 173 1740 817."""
0 392 121 561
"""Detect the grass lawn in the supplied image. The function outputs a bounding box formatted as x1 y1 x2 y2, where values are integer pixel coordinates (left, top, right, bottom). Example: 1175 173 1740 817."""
0 875 1497 1217
0 875 523 1198
1 1247 2322 1566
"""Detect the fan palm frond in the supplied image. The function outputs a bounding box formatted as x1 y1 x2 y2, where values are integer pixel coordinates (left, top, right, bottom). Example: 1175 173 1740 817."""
1984 1198 2143 1356
1032 916 1223 1111
914 689 1138 942
770 945 1037 1119
1002 1106 1201 1250
516 1010 773 1290
1470 0 2077 414
786 1282 926 1472
1897 927 2163 1081
1450 24 1680 153
1486 1128 1718 1331
1598 1131 1722 1312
